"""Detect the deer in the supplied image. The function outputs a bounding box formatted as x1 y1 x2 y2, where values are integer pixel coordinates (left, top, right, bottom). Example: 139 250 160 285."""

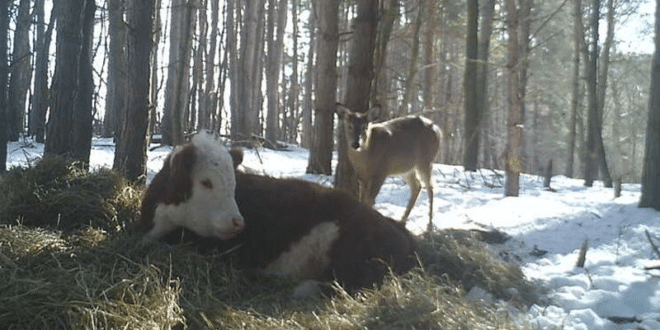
337 104 442 232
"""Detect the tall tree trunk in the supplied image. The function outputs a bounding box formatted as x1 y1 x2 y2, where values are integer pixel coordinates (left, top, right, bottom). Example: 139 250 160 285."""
149 0 162 140
504 0 523 197
398 0 423 116
265 0 288 148
227 0 239 138
422 0 435 114
0 0 8 172
373 0 398 111
306 0 339 175
640 0 660 210
30 0 54 143
287 0 299 143
7 0 31 141
234 0 266 143
476 0 496 165
301 0 315 148
162 0 195 146
463 0 479 171
584 0 600 187
104 0 127 138
593 0 614 187
335 0 379 196
45 0 96 167
113 0 156 183
566 0 583 178
202 0 220 130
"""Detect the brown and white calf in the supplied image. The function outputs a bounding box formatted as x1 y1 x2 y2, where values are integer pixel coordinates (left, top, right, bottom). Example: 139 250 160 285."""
138 140 418 296
138 132 245 240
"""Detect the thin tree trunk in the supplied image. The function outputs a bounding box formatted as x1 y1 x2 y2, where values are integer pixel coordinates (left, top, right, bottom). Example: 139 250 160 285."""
504 0 523 197
31 0 54 143
113 0 156 183
0 0 8 172
104 0 127 139
640 0 660 210
593 0 614 187
287 0 299 143
335 0 379 196
398 0 423 116
584 0 600 187
45 0 96 167
265 0 288 148
566 0 582 178
301 0 315 148
8 0 32 141
306 0 339 175
463 0 479 171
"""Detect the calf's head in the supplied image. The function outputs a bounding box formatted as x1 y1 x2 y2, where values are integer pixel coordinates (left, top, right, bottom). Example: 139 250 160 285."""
140 132 244 240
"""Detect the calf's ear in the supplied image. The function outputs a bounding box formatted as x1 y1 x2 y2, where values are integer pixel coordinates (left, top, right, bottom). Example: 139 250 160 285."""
229 148 244 170
170 144 196 195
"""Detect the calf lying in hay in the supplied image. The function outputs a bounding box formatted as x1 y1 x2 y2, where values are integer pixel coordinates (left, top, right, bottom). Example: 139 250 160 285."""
138 133 418 296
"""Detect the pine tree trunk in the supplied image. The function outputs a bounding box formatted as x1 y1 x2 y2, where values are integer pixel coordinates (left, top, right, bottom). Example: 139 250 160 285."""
504 0 522 197
463 0 479 171
265 0 288 148
7 0 31 141
335 0 379 196
301 0 315 148
45 0 96 166
306 0 339 175
104 0 127 138
584 0 600 187
0 0 8 172
566 0 582 178
31 0 54 143
639 0 660 210
113 0 156 183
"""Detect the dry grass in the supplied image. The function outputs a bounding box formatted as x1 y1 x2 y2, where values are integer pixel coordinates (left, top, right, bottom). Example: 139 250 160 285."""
0 157 540 329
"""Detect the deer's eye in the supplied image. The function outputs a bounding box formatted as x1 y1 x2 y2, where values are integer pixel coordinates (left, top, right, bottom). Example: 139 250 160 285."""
201 179 213 189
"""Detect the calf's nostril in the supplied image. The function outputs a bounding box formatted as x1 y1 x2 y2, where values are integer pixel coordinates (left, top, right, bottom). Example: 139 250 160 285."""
233 216 245 229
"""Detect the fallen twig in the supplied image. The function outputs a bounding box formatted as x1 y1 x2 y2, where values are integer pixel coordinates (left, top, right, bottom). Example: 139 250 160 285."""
645 230 660 259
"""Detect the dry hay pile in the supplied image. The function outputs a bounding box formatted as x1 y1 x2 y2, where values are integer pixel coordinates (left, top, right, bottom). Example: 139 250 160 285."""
0 155 141 232
0 157 541 329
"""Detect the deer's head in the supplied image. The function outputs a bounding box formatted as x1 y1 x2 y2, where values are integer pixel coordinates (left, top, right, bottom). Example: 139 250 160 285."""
336 104 382 150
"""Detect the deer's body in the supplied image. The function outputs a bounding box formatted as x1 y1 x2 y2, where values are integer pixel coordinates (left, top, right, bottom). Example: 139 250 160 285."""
339 106 442 231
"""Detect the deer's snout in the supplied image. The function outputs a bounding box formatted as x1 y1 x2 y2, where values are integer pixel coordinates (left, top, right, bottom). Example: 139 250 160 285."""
351 141 361 149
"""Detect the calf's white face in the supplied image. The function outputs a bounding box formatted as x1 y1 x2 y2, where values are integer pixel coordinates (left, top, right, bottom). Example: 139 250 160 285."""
146 133 244 240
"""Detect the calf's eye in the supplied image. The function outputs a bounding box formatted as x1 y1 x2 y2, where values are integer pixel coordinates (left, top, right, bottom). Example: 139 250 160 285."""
201 179 213 189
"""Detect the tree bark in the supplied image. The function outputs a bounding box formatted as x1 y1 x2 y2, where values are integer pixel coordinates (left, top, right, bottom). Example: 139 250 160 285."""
113 0 156 183
463 0 479 171
584 0 600 187
30 0 54 143
335 0 379 196
639 0 660 210
265 0 288 148
566 0 582 178
104 0 127 138
7 0 32 141
504 0 523 197
306 0 339 175
0 0 9 172
398 0 423 116
45 0 96 167
301 0 315 148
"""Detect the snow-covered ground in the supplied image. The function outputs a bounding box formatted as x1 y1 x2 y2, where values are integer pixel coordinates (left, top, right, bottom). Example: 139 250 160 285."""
6 137 660 330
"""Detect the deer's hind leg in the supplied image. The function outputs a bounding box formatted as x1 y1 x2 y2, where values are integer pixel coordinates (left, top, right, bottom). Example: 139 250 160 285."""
401 171 422 223
417 163 434 232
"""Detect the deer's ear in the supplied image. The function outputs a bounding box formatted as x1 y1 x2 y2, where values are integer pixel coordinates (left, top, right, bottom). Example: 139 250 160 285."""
336 103 352 118
367 105 382 122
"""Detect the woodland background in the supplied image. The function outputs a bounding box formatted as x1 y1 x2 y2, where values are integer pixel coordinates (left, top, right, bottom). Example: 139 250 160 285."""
0 0 658 204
